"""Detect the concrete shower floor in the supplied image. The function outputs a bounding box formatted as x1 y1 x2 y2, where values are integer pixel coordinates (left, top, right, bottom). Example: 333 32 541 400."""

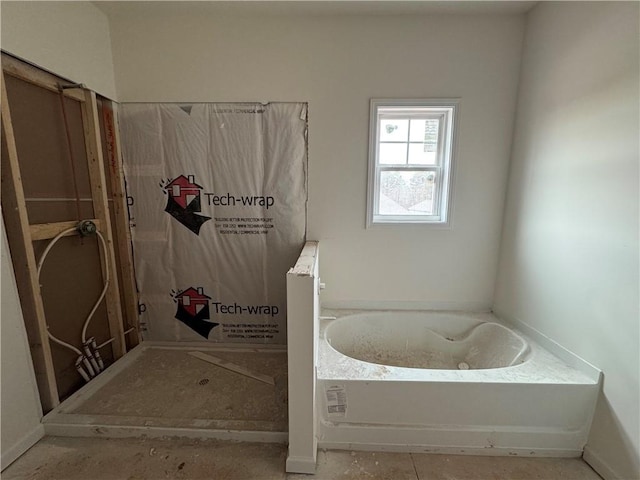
43 345 288 438
3 436 603 480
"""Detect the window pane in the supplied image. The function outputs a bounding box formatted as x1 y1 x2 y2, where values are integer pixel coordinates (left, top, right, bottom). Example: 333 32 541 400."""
409 118 440 147
379 142 407 165
408 143 437 165
378 170 437 216
368 100 456 225
379 119 408 142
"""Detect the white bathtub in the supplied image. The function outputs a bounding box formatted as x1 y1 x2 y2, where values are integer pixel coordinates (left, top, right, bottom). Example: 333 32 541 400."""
317 310 601 457
326 312 529 370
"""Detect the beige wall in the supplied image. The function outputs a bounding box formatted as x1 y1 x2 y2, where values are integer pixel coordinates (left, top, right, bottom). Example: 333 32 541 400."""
109 10 525 311
0 1 116 99
1 219 44 470
494 3 639 478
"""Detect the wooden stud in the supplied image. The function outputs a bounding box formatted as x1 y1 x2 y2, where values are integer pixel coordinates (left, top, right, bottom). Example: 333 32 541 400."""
79 89 126 358
101 100 140 346
1 71 60 410
29 219 102 242
2 54 85 102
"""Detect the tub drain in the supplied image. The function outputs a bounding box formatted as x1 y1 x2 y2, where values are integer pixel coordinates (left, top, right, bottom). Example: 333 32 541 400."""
458 362 470 370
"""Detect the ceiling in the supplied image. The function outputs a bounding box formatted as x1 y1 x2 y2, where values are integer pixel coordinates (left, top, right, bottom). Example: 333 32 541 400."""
94 1 537 19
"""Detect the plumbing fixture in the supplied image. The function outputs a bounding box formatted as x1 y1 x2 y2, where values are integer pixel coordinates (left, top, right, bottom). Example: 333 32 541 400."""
77 219 97 236
37 221 114 383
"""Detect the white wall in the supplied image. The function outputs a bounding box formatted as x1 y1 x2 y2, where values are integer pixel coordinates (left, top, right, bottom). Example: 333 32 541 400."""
0 1 117 99
494 3 639 479
1 219 44 470
108 10 525 310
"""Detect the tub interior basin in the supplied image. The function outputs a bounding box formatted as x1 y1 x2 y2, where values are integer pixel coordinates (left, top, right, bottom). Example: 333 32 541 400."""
325 313 529 370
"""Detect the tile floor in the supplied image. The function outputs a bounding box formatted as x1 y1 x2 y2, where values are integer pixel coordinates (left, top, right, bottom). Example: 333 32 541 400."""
3 436 603 480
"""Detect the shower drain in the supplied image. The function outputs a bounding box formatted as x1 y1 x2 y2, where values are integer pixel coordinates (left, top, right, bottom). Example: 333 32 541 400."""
198 378 210 386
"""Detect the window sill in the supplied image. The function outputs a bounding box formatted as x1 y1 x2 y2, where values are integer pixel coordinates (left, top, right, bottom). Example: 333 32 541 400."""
367 218 452 229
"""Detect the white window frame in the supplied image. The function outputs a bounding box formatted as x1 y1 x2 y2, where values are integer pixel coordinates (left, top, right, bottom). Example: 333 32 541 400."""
367 98 459 227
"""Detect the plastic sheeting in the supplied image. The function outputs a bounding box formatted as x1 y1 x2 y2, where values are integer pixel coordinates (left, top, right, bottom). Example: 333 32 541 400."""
119 103 307 343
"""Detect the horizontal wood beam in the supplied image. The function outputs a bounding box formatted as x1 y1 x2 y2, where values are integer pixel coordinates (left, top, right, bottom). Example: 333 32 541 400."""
29 219 103 242
2 54 85 102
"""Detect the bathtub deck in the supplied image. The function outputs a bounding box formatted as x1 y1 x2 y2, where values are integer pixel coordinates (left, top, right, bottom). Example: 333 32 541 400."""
43 343 288 442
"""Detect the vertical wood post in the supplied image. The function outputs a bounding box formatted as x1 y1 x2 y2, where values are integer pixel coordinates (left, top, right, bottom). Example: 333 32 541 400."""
79 89 126 358
102 100 140 346
1 72 59 410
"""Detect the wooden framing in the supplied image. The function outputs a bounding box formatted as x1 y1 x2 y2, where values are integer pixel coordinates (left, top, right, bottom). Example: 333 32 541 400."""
30 219 103 241
1 72 60 410
1 55 85 102
1 54 138 408
80 89 127 358
101 101 141 346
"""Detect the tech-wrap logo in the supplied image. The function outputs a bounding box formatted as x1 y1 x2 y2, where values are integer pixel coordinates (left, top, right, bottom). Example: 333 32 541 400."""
171 287 219 339
161 175 211 234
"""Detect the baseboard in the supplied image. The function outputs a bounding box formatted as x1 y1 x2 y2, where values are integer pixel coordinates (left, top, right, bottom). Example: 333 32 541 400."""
583 446 625 480
317 420 588 458
321 300 492 312
0 424 45 471
318 440 582 458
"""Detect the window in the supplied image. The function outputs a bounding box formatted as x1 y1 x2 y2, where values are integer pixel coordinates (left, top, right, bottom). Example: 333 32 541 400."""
367 99 458 226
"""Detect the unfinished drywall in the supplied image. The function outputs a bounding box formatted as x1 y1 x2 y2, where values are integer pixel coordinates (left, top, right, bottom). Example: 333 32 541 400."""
494 3 639 479
0 1 116 99
1 219 44 470
107 8 525 311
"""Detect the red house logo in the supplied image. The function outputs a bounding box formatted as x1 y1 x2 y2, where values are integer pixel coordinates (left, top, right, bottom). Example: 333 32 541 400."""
175 287 210 316
172 286 218 338
161 174 211 235
164 175 203 209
